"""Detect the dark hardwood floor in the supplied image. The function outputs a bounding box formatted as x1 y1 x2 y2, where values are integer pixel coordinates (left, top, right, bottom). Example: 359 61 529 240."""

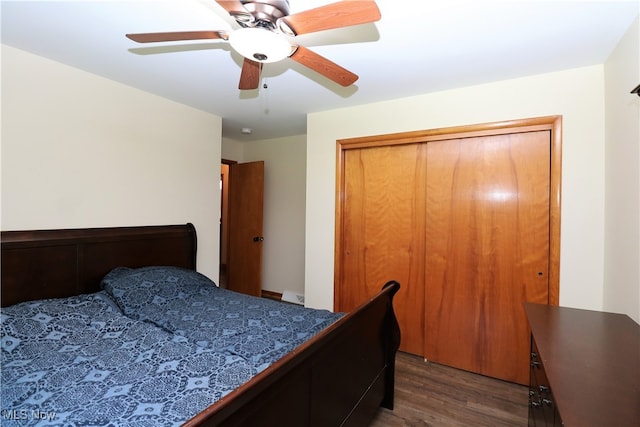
370 352 529 427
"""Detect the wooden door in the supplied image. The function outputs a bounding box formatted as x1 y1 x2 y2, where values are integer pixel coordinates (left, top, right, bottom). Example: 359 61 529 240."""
424 131 551 385
337 143 427 355
227 161 264 296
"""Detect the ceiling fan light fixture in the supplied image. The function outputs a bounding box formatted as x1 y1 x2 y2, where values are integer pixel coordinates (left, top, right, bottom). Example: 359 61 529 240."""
229 27 293 63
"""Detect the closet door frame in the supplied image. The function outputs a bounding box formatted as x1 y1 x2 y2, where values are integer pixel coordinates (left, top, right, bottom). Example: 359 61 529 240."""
334 115 562 308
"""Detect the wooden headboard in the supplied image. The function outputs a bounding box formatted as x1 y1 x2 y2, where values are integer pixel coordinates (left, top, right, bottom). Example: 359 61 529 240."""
1 223 197 307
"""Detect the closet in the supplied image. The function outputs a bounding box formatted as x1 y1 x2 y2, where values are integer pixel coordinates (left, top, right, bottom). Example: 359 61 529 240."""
334 117 561 385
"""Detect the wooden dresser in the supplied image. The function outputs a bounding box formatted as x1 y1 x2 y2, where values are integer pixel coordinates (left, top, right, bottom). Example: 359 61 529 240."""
524 303 640 427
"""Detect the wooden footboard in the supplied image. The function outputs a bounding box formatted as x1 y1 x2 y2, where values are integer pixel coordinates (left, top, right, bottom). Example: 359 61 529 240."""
186 280 401 427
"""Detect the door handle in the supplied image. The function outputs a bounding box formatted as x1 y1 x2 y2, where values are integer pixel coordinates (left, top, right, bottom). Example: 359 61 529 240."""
253 236 264 242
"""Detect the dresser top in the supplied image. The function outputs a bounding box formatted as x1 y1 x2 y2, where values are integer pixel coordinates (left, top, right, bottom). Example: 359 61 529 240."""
525 303 640 427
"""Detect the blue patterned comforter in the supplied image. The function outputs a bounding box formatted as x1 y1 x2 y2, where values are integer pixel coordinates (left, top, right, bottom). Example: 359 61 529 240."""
101 267 343 371
1 267 343 426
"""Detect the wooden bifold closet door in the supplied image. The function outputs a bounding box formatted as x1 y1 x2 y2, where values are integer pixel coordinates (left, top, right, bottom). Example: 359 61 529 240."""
335 118 561 385
424 131 550 384
340 143 428 356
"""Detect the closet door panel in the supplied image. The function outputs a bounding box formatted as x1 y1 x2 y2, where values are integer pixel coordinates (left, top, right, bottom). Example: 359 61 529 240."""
338 143 427 355
424 131 550 384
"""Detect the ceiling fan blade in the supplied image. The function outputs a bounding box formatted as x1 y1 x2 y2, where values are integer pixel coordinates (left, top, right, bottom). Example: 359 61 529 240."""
126 31 228 43
215 0 250 17
279 0 380 36
238 58 263 90
289 45 358 87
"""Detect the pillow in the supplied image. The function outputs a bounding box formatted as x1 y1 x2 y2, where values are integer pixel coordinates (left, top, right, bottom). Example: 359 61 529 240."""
100 266 218 319
0 292 125 354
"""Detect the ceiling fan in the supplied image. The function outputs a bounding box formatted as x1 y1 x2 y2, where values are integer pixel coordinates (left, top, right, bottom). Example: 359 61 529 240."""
126 0 381 90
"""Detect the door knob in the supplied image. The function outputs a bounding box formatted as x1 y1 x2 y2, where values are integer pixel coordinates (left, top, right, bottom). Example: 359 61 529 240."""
253 236 264 242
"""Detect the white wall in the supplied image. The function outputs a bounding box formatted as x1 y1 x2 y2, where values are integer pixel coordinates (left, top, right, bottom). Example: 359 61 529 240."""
221 137 245 161
222 135 307 296
1 45 222 281
306 65 608 311
603 17 640 323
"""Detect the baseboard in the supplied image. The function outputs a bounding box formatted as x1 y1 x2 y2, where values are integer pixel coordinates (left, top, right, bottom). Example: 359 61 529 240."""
261 289 282 301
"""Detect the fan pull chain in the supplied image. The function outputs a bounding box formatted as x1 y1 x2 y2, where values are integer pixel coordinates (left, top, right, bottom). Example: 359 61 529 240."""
262 80 270 114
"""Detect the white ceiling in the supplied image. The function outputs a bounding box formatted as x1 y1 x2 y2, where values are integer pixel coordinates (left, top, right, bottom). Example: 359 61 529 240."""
2 0 638 141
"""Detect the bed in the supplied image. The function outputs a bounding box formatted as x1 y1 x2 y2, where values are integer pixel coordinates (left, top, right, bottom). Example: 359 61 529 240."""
1 223 401 426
